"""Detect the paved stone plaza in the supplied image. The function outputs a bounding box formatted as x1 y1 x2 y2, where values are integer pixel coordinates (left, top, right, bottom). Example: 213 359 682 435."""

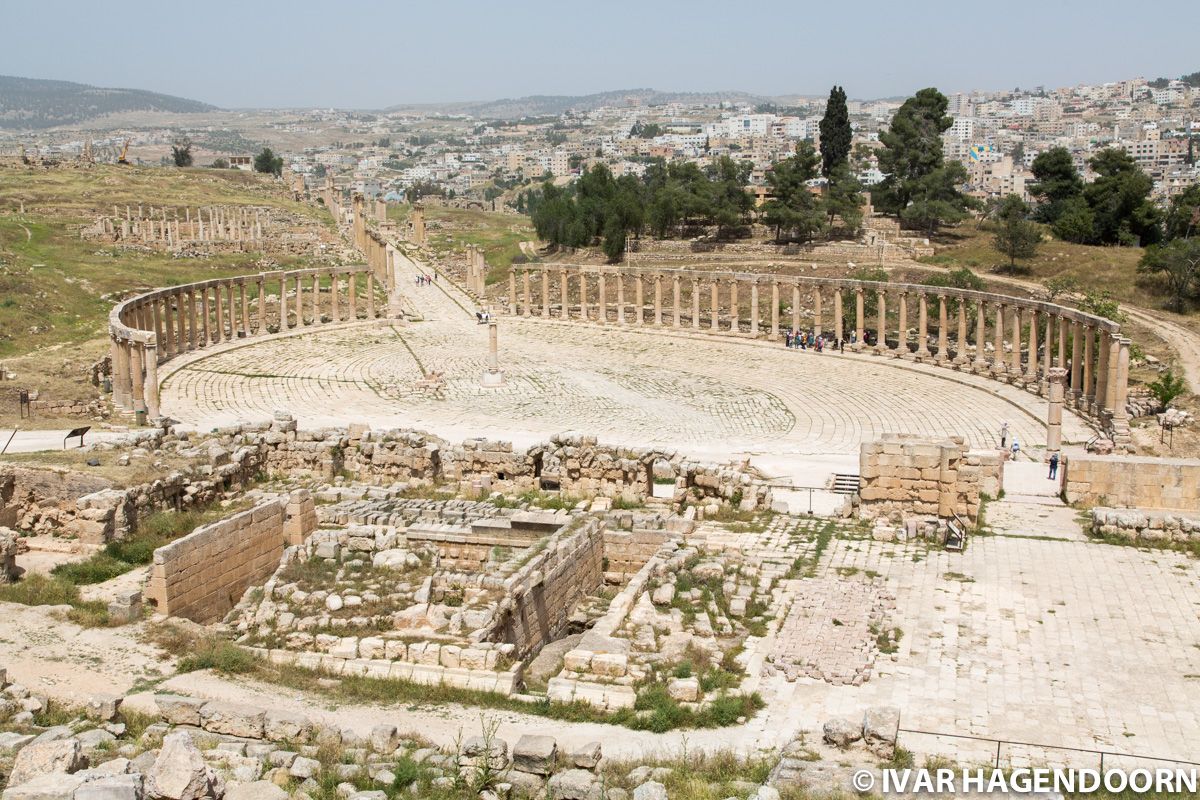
159 257 1088 478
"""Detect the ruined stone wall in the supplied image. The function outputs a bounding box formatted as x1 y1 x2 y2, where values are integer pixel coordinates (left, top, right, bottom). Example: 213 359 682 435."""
1063 454 1200 511
1091 507 1200 544
146 498 301 623
602 527 672 581
495 520 606 662
858 434 1002 522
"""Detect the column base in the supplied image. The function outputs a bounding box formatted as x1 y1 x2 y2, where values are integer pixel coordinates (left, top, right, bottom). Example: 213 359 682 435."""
480 369 505 388
914 349 931 362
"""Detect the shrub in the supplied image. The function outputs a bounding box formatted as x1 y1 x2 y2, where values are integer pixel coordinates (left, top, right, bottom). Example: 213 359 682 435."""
1149 366 1188 408
51 554 129 585
177 638 260 674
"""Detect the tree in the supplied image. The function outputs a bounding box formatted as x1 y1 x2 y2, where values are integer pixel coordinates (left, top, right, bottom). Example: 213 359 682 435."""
312 163 327 179
1051 195 1096 243
1148 366 1188 408
1083 148 1161 245
1028 147 1082 223
210 157 229 169
254 147 283 176
1139 238 1200 311
818 85 851 178
706 156 754 239
1163 184 1200 241
823 162 863 237
171 138 193 168
992 194 1042 272
761 142 825 243
874 88 974 232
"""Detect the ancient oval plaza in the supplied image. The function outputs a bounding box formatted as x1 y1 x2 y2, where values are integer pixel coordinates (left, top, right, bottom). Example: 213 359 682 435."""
3 165 1200 798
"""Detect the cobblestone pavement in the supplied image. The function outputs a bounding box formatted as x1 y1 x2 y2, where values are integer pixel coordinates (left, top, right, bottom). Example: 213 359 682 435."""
161 257 1090 471
765 529 1200 765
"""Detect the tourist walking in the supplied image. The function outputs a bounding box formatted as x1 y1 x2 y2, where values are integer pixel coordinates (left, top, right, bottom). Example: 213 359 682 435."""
1010 439 1020 459
1000 421 1009 449
1048 452 1059 480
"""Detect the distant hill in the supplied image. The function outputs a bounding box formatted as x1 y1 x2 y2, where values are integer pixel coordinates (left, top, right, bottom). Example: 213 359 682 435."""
386 88 801 119
0 75 217 129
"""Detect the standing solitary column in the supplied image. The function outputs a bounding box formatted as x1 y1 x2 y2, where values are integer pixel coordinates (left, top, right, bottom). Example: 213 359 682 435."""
671 275 681 327
692 278 701 330
521 269 531 317
1046 367 1067 457
749 280 760 336
915 293 931 359
896 292 908 357
542 271 551 318
770 281 780 338
853 288 864 350
973 301 988 371
508 271 517 315
653 274 663 326
1103 333 1120 416
1112 337 1131 439
875 290 888 354
936 296 949 363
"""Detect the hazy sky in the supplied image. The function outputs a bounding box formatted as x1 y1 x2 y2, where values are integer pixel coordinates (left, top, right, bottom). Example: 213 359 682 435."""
4 0 1198 108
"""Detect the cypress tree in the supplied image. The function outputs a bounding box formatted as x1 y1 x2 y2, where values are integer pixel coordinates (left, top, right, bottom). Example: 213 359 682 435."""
818 85 852 178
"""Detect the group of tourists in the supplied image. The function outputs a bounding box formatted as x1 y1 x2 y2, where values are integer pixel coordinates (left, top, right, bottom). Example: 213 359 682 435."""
415 273 435 286
783 329 847 354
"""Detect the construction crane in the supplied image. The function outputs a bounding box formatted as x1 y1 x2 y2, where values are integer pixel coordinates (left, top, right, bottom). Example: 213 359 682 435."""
117 138 132 165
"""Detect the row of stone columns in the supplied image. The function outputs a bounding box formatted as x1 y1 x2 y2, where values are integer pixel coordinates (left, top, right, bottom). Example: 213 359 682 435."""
98 205 266 245
465 246 487 295
508 267 1130 436
110 267 382 418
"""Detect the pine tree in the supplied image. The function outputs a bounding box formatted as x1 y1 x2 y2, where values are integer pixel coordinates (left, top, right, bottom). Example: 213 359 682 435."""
818 86 852 178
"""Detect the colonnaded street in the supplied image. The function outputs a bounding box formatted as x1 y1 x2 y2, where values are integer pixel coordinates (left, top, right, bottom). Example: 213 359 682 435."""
161 254 1083 481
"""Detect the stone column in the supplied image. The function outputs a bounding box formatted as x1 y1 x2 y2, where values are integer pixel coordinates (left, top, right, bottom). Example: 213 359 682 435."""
729 280 740 333
561 269 571 319
712 281 721 331
579 273 589 321
330 272 340 322
1082 326 1095 411
598 272 608 324
1057 316 1067 368
144 342 159 418
152 301 164 359
367 272 376 319
672 275 681 328
240 281 250 336
1113 336 1131 438
813 288 822 336
834 288 844 344
617 274 626 324
349 272 359 321
508 271 517 315
278 275 288 331
1103 333 1120 415
164 295 177 356
312 274 321 324
954 301 968 365
1010 307 1023 377
875 290 888 354
915 293 930 359
853 288 864 350
654 274 663 326
521 269 531 317
973 301 988 371
1025 309 1039 384
791 285 801 333
634 274 644 325
201 287 211 345
770 281 780 338
692 278 701 330
130 341 145 414
187 290 198 350
542 270 551 318
225 283 235 340
1046 367 1067 456
896 292 908 358
991 304 1006 375
295 275 304 325
749 280 759 336
936 296 949 364
256 278 266 333
1070 320 1083 404
113 337 132 408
